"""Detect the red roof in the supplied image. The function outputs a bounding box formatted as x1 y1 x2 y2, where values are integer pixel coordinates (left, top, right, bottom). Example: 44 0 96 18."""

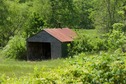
44 28 76 42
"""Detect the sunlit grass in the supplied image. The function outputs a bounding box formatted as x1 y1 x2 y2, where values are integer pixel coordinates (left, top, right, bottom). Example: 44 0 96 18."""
0 58 66 77
74 29 98 38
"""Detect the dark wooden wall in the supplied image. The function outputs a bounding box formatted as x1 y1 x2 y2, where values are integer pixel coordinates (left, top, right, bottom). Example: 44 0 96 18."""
27 31 62 60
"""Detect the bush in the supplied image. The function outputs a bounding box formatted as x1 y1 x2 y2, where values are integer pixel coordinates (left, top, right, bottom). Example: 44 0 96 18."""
68 34 94 56
103 23 126 50
68 31 107 56
63 52 126 84
2 35 26 60
68 24 126 56
1 52 126 83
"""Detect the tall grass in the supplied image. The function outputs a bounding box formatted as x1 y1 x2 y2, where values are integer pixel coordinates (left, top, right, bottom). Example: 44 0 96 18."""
0 58 66 77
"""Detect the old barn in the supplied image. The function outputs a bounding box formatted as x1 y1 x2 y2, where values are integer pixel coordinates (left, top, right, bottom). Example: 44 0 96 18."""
27 28 76 60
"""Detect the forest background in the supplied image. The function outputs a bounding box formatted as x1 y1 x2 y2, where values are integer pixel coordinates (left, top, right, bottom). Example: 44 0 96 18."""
0 0 125 47
1 0 126 83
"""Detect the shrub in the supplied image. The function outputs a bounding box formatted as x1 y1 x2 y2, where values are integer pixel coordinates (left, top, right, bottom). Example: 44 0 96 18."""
68 34 94 56
1 52 126 83
103 23 126 50
68 24 126 56
68 31 107 56
66 52 126 84
2 35 26 60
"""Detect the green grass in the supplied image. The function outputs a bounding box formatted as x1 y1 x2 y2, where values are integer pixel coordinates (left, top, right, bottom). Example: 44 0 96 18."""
0 49 3 58
0 48 70 77
74 29 99 38
1 52 126 84
0 58 67 77
0 46 68 78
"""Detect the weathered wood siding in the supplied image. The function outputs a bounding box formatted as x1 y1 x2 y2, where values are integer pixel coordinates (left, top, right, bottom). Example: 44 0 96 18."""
27 31 62 60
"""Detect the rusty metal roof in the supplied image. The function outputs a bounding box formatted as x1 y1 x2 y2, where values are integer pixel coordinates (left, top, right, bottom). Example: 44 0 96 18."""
44 28 76 42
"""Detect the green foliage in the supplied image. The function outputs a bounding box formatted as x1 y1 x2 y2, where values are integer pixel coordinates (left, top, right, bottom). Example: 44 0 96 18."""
2 35 26 60
0 0 126 47
91 0 126 33
49 0 76 27
68 34 93 56
25 12 45 37
74 0 94 29
0 0 30 47
104 23 126 50
1 52 126 83
0 0 10 47
0 0 126 83
69 25 126 56
113 23 125 31
26 0 93 28
31 52 126 84
68 30 107 56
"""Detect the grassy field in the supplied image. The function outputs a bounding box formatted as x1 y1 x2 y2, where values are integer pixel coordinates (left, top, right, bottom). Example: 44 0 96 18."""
0 57 67 77
0 29 97 77
0 49 67 77
74 29 98 37
1 51 126 84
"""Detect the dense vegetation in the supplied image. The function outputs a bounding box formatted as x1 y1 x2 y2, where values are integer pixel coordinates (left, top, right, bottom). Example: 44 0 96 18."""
1 51 126 83
0 0 126 83
0 0 126 47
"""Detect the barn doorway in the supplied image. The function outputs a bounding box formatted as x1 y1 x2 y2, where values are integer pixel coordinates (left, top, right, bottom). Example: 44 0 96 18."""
28 42 51 60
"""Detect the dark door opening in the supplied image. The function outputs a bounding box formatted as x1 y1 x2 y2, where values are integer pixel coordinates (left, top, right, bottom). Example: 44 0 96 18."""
28 42 51 60
41 43 51 59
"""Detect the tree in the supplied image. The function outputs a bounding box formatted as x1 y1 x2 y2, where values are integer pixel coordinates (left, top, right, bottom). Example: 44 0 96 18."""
49 0 76 28
0 0 31 46
91 0 124 33
74 0 93 29
0 0 9 47
25 12 45 37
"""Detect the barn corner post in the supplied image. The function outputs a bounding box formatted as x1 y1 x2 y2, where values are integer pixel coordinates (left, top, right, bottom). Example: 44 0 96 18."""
26 41 29 61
